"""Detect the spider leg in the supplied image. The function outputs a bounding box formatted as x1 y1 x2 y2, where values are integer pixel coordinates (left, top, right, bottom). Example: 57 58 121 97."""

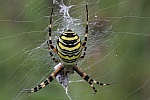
23 65 64 93
47 41 60 63
47 8 60 63
81 5 88 59
48 8 57 53
80 46 87 59
82 5 88 49
73 66 114 94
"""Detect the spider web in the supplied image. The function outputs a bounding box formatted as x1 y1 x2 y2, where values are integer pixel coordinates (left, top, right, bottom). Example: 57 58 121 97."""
0 0 150 100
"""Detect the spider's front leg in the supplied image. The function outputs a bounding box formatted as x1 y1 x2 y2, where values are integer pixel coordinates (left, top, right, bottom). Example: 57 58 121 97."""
23 65 64 93
73 66 114 94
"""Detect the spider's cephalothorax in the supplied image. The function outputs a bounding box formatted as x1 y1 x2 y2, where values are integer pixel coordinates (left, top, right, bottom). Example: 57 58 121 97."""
23 5 114 94
57 29 82 66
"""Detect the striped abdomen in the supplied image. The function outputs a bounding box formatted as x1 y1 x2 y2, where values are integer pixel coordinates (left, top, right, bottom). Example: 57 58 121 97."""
56 30 82 66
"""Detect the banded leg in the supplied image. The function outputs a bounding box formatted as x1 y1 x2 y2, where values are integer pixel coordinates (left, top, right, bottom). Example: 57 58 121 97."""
47 41 60 63
81 5 88 60
82 5 88 49
80 46 87 59
73 66 114 94
48 8 57 53
23 65 64 93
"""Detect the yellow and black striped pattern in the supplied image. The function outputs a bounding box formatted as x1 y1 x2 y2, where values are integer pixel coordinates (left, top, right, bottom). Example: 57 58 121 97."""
56 29 82 65
23 65 64 93
22 5 114 94
73 66 114 94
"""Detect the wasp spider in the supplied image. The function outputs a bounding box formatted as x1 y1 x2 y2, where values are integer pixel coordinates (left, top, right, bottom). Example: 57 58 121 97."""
23 5 114 94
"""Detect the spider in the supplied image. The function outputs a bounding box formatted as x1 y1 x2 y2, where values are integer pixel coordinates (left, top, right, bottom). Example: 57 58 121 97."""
23 5 114 94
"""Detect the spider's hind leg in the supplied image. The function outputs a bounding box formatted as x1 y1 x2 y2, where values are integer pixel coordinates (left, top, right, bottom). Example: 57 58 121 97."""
47 8 60 63
47 41 60 63
81 5 88 59
48 8 57 53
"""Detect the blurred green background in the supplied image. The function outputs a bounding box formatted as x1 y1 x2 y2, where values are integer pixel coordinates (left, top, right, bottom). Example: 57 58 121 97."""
0 0 150 100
